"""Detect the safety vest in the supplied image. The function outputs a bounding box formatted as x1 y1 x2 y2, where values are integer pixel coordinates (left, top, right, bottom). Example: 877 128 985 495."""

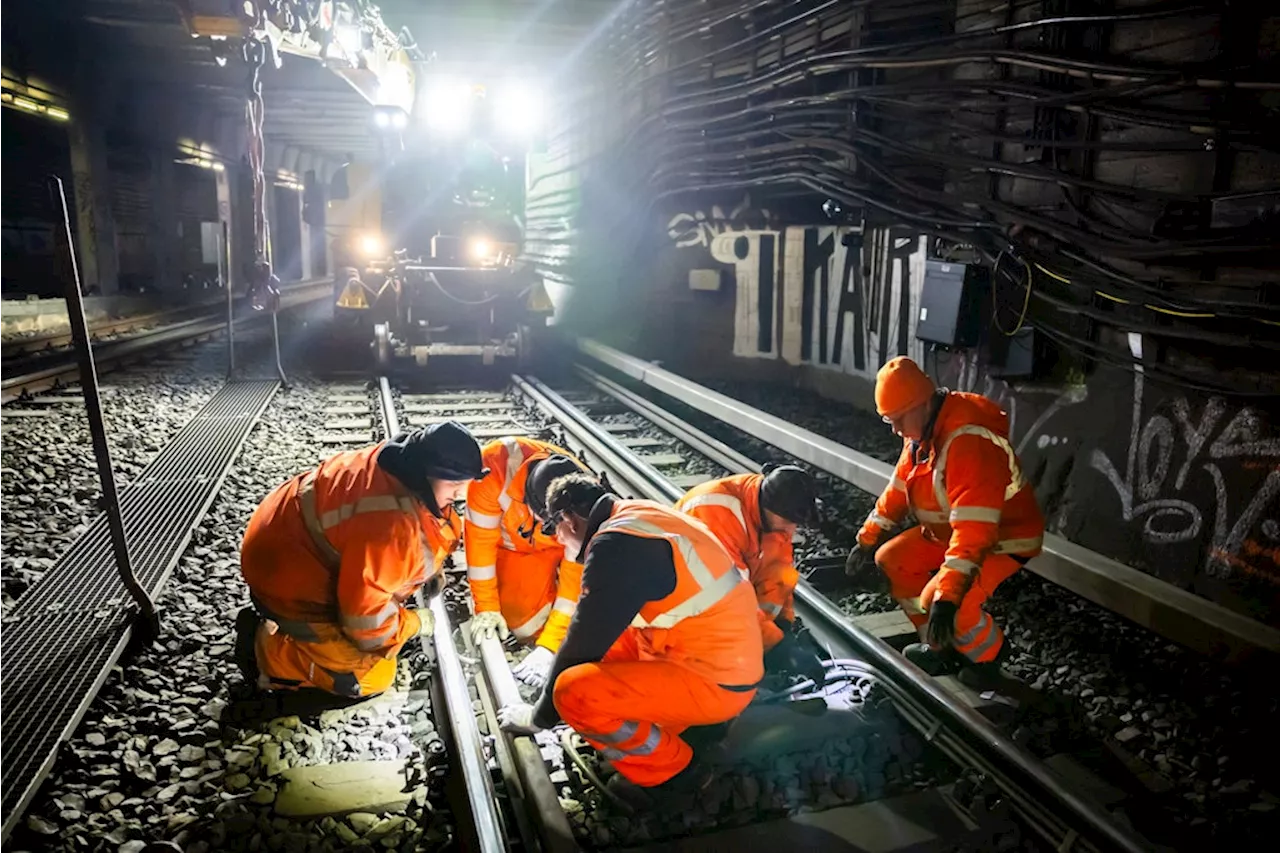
676 473 793 619
464 437 585 641
596 500 747 630
242 443 459 656
859 392 1044 576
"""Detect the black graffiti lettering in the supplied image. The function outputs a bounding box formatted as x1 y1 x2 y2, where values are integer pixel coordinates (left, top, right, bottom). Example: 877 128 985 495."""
894 234 914 357
757 234 776 353
801 229 834 362
832 240 861 367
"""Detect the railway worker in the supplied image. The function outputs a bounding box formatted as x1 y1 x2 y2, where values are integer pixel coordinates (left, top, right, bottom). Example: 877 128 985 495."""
496 473 763 808
464 438 592 687
675 465 827 683
846 356 1044 683
233 421 488 700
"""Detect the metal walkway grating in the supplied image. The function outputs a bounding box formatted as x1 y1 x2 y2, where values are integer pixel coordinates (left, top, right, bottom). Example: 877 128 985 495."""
1 380 278 839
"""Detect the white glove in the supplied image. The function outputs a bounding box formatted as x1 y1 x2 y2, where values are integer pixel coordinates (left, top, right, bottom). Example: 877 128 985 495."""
511 646 555 688
469 611 510 645
497 702 543 735
415 607 435 638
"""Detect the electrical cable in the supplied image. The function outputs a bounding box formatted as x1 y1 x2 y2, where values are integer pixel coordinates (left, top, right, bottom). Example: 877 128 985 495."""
992 251 1032 336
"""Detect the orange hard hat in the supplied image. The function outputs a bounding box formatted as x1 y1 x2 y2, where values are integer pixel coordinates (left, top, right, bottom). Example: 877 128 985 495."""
875 356 935 419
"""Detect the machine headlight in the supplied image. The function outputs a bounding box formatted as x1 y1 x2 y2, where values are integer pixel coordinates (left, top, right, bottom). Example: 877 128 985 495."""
495 83 543 138
373 105 409 130
423 78 472 135
359 233 385 257
468 237 493 262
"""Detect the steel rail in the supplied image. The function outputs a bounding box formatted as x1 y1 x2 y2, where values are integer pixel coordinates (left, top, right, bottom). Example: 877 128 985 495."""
1 278 334 356
376 378 508 853
0 280 331 404
532 369 1152 853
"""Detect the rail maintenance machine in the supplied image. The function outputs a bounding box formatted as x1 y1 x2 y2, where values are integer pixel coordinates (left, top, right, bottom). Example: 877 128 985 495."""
327 73 554 373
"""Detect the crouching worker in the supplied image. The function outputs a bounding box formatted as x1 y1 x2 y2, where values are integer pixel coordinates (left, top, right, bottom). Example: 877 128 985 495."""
846 357 1044 685
676 465 826 683
496 473 763 808
464 438 591 687
234 421 488 700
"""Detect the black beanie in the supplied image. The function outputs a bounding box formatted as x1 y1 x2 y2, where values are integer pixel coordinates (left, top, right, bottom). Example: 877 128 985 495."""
759 463 820 527
524 454 588 518
377 421 488 514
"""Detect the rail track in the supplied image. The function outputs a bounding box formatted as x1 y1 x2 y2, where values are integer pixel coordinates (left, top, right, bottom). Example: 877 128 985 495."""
5 345 1216 851
0 278 332 404
348 373 1158 852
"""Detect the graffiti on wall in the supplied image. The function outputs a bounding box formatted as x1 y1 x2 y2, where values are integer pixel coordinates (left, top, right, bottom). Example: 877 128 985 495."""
1089 354 1280 587
698 225 928 376
666 194 777 249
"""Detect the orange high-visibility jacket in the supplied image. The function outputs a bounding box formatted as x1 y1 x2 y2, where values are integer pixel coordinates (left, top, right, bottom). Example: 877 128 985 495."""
464 437 585 649
857 392 1044 602
675 474 799 644
593 500 764 687
240 443 461 661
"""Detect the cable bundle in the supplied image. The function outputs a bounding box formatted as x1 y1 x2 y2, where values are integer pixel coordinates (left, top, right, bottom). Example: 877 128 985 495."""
526 0 1280 396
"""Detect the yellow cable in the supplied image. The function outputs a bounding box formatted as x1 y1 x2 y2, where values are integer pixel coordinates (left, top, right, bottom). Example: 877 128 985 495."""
994 252 1032 336
1034 262 1263 324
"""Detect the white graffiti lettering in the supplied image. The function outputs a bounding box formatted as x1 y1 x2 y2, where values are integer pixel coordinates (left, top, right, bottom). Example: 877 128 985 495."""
1090 353 1280 575
666 194 775 249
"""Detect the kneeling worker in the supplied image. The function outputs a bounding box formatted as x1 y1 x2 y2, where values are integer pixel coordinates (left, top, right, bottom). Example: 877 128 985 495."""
235 421 488 698
847 357 1044 682
497 473 763 806
675 465 826 681
464 437 591 687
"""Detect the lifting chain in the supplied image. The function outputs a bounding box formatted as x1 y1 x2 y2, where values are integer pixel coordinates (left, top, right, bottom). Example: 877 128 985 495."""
242 34 280 311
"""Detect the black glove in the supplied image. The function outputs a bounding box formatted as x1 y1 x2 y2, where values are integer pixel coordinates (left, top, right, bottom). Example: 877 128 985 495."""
926 600 958 649
844 544 874 578
764 634 828 685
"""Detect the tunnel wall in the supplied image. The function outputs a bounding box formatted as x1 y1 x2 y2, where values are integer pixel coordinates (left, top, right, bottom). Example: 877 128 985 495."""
605 207 1280 628
529 0 1280 629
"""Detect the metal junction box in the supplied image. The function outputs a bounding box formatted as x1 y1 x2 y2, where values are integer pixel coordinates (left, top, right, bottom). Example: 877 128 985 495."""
916 261 989 348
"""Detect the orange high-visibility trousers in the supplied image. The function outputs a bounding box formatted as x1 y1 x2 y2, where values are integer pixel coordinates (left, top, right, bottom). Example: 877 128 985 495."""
552 628 755 787
254 627 401 696
875 527 1021 663
493 548 563 644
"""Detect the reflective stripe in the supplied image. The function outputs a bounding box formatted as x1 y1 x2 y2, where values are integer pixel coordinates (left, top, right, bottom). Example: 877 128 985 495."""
896 596 925 616
760 601 783 617
297 471 419 572
915 509 948 525
352 621 399 651
953 613 990 646
994 536 1043 555
498 491 513 512
499 526 516 550
889 475 906 492
469 563 498 581
607 517 718 588
933 425 1026 513
950 506 1002 524
941 557 979 575
630 568 742 630
679 493 747 532
552 596 576 615
867 511 897 529
601 725 663 762
498 438 528 515
512 601 553 640
341 600 401 631
960 619 1004 662
466 508 502 529
584 720 638 745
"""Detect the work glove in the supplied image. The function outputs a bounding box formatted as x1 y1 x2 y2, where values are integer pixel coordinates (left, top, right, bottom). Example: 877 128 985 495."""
415 607 435 638
844 543 875 578
511 646 555 688
497 702 544 735
926 600 958 649
469 611 510 645
763 633 828 685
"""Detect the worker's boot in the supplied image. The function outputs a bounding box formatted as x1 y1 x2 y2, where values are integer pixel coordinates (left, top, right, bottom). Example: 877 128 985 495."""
604 755 718 813
233 607 261 686
903 642 964 676
956 642 1014 693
